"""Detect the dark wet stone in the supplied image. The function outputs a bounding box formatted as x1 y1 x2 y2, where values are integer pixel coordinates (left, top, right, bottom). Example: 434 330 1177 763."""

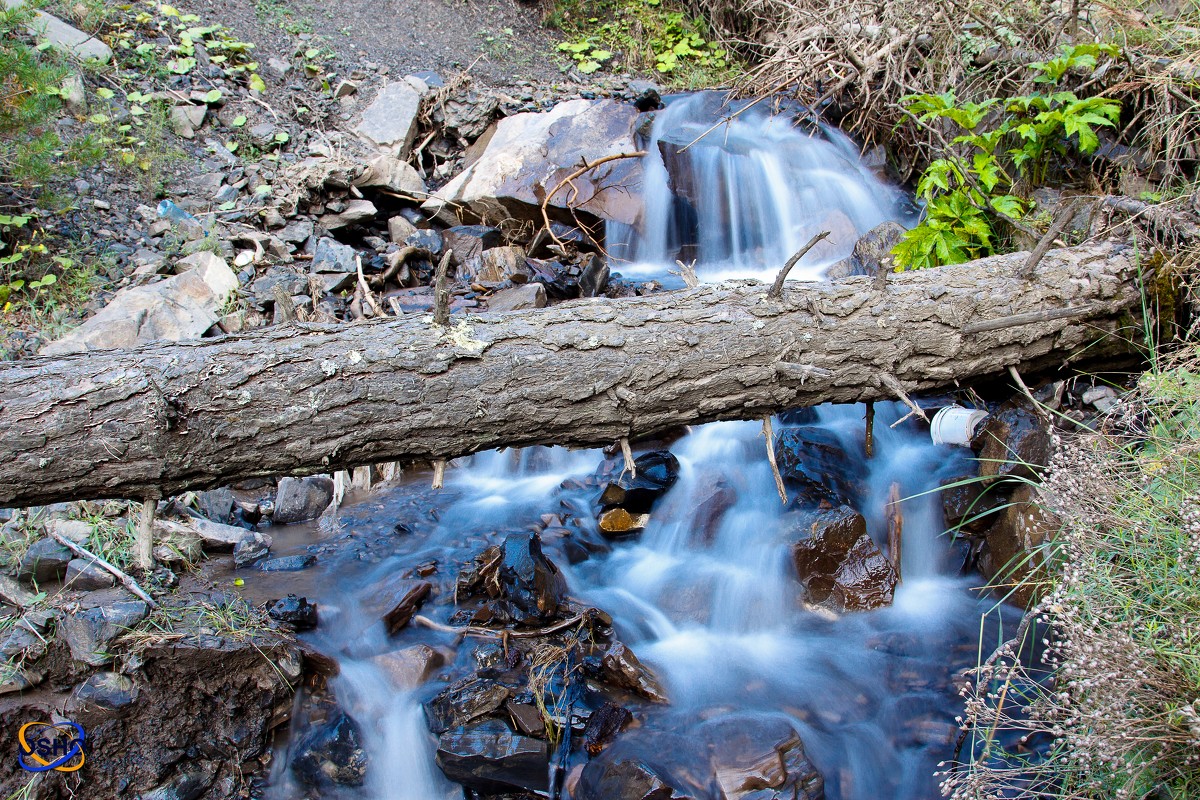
978 482 1055 608
599 642 668 704
579 253 610 297
701 714 824 800
575 733 708 800
424 674 511 735
973 404 1052 482
296 639 340 677
268 594 318 631
598 451 681 514
273 476 334 524
378 580 431 635
628 80 663 112
496 532 566 625
456 544 501 599
940 470 1004 535
790 506 897 611
291 711 368 788
435 719 549 794
583 702 633 755
65 557 116 590
136 764 217 800
18 537 73 583
258 554 317 572
73 671 137 710
505 700 546 737
775 427 861 506
58 600 150 666
692 474 737 545
232 531 271 568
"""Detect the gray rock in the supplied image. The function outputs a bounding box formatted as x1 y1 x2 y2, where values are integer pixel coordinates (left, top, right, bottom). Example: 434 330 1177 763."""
355 79 423 158
406 229 443 255
212 184 240 204
387 215 418 244
72 671 137 710
478 246 529 283
18 537 73 583
279 219 314 244
353 154 426 196
248 122 282 148
312 237 358 273
579 254 609 297
45 518 92 544
265 57 291 80
259 554 317 571
252 266 309 304
65 558 116 590
319 199 377 230
136 764 217 800
195 487 235 523
41 259 238 354
61 73 87 115
825 220 906 279
274 476 335 524
233 531 271 568
424 99 643 227
172 250 228 277
170 104 206 139
488 283 546 312
431 89 500 142
58 600 149 666
0 625 46 661
2 0 112 62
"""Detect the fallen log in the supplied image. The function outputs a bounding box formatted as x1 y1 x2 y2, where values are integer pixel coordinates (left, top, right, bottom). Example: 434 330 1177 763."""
0 242 1144 508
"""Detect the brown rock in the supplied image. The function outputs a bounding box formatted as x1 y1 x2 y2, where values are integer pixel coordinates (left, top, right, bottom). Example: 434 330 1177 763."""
600 642 668 703
371 643 445 688
790 506 897 611
598 508 651 538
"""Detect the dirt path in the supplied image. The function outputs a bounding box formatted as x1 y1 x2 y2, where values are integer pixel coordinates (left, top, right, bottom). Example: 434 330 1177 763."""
194 0 566 86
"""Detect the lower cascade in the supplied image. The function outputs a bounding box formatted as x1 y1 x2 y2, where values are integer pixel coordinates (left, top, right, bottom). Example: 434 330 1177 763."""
251 97 1012 800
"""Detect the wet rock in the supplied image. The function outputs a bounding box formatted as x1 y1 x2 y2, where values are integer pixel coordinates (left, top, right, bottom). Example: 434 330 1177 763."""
65 557 116 590
18 537 73 583
692 473 737 544
355 78 424 158
424 674 511 734
72 671 137 710
583 702 633 755
579 254 610 297
435 719 549 793
774 427 860 505
41 259 238 354
704 715 824 800
258 554 317 572
268 594 318 631
598 508 651 539
628 80 663 111
273 476 335 524
978 483 1055 608
790 506 897 611
940 470 1003 534
319 198 377 230
576 734 708 800
825 220 905 279
424 99 643 227
599 642 669 703
297 640 340 677
496 532 567 624
58 600 149 666
973 404 1052 482
233 530 271 567
369 579 431 634
291 711 369 788
488 282 546 312
371 643 444 688
598 450 681 514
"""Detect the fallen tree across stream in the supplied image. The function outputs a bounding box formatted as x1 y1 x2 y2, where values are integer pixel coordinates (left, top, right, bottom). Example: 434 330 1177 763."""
0 241 1148 508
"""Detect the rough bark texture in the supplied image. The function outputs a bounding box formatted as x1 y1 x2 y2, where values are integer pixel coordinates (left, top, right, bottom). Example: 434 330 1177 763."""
0 242 1142 507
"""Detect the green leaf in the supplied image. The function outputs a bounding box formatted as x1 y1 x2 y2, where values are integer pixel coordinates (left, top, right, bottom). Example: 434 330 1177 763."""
203 89 223 103
232 115 247 127
248 74 267 93
577 60 601 74
273 131 289 143
990 195 1025 219
96 87 115 99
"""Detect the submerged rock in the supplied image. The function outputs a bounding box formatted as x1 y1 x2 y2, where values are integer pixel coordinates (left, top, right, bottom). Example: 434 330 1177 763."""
576 733 710 800
598 451 681 515
371 643 445 689
598 642 669 704
435 719 549 794
291 711 369 788
701 714 824 800
375 579 432 634
790 506 897 611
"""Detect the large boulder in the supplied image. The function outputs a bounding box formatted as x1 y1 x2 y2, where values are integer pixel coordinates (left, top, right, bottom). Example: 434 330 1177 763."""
790 506 897 611
423 99 644 227
41 258 237 354
273 476 335 524
978 483 1055 608
972 404 1053 482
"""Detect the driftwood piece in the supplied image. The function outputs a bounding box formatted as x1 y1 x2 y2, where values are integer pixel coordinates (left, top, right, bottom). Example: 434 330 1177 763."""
0 242 1145 508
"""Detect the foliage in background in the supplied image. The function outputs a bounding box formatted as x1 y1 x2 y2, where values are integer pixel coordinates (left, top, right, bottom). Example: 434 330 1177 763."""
545 0 733 86
943 342 1200 799
893 45 1122 270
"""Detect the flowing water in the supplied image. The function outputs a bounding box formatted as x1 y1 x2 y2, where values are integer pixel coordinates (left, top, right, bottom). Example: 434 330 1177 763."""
605 92 915 284
258 95 1015 799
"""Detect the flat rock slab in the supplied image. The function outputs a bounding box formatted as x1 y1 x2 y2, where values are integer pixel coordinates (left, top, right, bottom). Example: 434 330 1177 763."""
2 0 113 62
355 78 424 158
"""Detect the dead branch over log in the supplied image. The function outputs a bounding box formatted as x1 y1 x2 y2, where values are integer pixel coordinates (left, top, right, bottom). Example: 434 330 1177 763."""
0 242 1144 508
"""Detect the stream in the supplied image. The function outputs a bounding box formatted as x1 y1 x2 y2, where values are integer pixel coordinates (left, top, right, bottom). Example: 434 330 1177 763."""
253 93 1018 800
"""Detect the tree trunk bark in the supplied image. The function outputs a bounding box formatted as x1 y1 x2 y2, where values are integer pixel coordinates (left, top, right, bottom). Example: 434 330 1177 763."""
0 242 1144 507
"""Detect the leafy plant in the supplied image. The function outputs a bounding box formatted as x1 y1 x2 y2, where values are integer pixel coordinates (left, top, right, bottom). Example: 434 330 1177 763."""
893 44 1122 270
